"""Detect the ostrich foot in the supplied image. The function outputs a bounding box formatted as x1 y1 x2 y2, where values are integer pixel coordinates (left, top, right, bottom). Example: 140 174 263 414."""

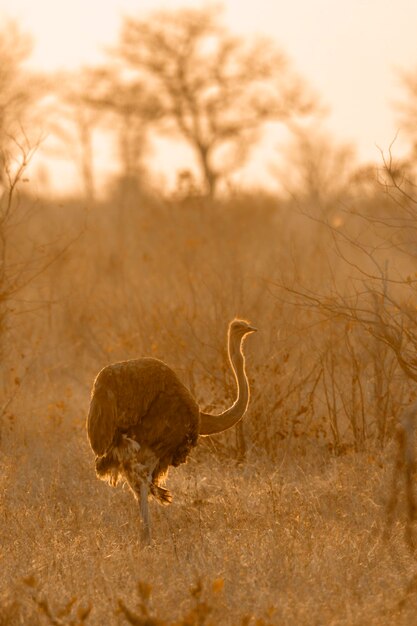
150 483 173 505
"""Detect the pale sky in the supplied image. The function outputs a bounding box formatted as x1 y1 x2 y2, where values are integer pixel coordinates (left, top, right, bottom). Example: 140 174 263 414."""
1 0 417 194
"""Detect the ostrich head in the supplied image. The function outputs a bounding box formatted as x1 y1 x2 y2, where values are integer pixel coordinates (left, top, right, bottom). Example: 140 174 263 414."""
228 318 257 343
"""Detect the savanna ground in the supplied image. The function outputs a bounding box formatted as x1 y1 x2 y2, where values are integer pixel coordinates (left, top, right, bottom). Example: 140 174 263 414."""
1 189 417 625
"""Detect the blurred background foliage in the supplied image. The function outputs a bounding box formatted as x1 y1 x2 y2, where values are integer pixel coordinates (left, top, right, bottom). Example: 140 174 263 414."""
1 5 417 463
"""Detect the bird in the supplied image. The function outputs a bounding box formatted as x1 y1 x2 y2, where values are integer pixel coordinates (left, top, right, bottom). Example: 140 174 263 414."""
86 318 257 542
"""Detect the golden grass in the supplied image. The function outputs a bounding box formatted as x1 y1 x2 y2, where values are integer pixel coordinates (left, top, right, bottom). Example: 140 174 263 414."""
1 192 417 624
1 399 416 625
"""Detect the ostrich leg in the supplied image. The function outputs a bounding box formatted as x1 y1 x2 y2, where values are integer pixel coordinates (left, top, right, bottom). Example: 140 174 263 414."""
124 466 154 543
139 482 151 543
121 439 158 543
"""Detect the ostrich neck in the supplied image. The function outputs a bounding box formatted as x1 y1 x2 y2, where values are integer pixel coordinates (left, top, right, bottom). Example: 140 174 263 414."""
199 335 250 436
223 339 250 419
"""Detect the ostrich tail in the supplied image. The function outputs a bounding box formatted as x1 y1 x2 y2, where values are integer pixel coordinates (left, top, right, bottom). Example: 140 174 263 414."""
95 452 120 487
87 385 118 456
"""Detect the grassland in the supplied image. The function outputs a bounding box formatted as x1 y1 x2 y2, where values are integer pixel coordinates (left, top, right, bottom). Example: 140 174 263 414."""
2 421 416 625
1 191 417 625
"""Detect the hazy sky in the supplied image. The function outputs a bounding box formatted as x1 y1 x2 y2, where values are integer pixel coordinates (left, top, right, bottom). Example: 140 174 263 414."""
1 0 417 192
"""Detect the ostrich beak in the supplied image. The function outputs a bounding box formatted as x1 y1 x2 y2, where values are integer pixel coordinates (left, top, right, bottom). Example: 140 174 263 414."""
247 325 258 333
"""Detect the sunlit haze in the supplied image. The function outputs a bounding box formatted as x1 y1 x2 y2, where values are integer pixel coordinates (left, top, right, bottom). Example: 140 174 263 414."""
2 0 417 194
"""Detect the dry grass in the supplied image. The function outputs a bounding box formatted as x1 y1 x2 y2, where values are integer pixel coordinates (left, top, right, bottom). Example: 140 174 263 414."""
1 191 417 624
1 392 417 625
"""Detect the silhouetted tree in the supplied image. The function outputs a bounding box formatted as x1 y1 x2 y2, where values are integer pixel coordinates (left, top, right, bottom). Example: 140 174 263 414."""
47 68 107 203
277 127 358 214
51 66 162 201
396 68 417 160
114 6 315 197
0 23 44 187
83 68 163 199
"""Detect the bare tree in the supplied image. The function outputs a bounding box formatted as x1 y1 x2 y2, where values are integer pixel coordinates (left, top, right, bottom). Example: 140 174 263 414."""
83 67 163 199
0 139 36 336
396 68 417 163
276 148 417 545
0 137 84 444
50 66 163 202
114 6 315 197
0 24 49 332
276 127 361 216
0 23 45 188
46 68 107 203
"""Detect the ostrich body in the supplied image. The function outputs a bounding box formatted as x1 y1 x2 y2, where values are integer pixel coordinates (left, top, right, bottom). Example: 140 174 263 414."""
86 319 257 541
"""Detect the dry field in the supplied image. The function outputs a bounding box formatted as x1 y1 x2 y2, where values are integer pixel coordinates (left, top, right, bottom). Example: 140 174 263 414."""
1 192 417 625
1 420 416 625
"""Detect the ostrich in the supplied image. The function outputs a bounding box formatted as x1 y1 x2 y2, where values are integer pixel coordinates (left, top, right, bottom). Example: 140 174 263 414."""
86 318 257 541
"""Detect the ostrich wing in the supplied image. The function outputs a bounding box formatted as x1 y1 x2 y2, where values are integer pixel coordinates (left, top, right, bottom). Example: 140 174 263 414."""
87 357 199 457
87 381 118 456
